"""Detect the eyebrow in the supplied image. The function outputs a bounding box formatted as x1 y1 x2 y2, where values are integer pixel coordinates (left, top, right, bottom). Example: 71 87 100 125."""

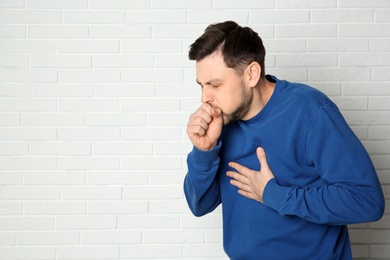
196 78 223 86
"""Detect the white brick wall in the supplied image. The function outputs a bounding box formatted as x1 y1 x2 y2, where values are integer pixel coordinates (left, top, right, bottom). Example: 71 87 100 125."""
0 1 389 259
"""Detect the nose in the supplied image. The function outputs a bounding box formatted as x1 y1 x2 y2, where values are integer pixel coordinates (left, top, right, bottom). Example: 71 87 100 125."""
201 86 213 104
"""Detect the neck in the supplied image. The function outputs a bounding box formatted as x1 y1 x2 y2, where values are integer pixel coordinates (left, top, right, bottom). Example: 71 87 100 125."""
242 77 275 121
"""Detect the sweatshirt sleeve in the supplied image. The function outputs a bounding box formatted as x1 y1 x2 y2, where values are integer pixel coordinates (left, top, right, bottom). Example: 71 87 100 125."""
263 103 385 225
183 141 222 217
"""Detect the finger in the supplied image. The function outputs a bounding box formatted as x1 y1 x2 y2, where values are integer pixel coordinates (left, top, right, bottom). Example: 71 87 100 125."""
228 162 251 176
226 170 249 184
257 147 270 171
238 189 255 200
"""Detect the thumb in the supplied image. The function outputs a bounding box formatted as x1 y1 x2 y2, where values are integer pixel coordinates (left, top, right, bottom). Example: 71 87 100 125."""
211 107 224 125
256 147 269 171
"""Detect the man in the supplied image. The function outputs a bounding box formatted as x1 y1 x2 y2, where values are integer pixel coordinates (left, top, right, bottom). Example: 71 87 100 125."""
183 21 385 260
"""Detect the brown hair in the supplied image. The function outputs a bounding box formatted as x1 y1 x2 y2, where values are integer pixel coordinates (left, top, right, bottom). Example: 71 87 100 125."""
188 21 266 78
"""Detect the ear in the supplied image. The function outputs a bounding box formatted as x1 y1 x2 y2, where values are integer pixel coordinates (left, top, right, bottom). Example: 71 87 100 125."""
246 61 261 88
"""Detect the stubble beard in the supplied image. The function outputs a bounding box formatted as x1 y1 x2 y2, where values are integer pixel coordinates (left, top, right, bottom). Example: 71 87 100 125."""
222 81 253 125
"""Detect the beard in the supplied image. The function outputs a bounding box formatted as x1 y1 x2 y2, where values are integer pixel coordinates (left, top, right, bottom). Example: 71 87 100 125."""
222 81 253 125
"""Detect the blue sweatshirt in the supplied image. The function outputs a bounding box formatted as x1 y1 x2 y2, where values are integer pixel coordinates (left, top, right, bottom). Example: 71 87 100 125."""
184 75 385 260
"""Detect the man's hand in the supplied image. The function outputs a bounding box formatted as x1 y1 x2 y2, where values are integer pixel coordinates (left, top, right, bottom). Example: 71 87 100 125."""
226 147 275 203
187 103 224 151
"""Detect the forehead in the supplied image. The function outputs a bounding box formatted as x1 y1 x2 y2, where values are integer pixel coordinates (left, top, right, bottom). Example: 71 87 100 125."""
195 51 234 84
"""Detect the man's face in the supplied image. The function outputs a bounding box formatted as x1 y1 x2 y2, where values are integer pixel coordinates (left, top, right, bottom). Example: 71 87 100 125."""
196 51 252 125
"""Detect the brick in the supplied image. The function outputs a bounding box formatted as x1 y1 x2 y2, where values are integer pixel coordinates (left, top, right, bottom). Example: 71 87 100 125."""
0 172 23 185
94 54 154 68
0 187 61 200
0 232 16 246
24 201 86 215
121 127 181 141
155 83 199 97
144 229 204 243
22 113 85 126
95 84 154 97
373 68 390 81
126 11 187 24
0 0 24 8
82 230 141 244
155 54 193 68
26 0 88 9
59 128 120 141
31 55 91 68
24 171 86 185
189 11 248 24
340 53 390 67
56 216 116 230
250 10 310 24
92 142 152 156
276 0 337 8
59 98 119 111
371 39 390 52
29 25 89 39
118 215 179 229
86 113 146 126
308 39 369 53
121 245 182 259
121 98 180 111
339 0 390 8
154 141 192 155
149 199 189 214
0 10 61 24
87 169 149 186
339 24 390 37
33 83 94 97
343 83 390 96
90 25 151 39
332 97 368 111
309 68 371 81
123 185 183 199
371 245 390 258
58 40 119 53
0 54 29 67
90 0 150 9
18 231 80 245
263 39 307 53
59 69 120 83
0 69 58 83
276 53 338 67
63 187 122 200
64 11 125 24
0 217 54 230
57 246 119 259
122 156 182 170
213 0 273 9
371 97 390 110
0 127 57 141
0 247 56 260
148 112 188 126
150 171 185 185
0 143 28 155
276 24 337 38
0 202 23 215
0 39 56 53
312 9 374 23
183 244 227 258
59 157 120 170
152 25 205 39
121 39 182 53
376 9 390 22
88 201 148 214
0 25 25 38
122 69 183 82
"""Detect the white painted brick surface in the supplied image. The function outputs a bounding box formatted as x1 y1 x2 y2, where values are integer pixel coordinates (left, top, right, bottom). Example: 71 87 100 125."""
0 1 388 259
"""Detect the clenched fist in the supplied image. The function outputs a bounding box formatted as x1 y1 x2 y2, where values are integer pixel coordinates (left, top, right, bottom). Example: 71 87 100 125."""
187 103 224 151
